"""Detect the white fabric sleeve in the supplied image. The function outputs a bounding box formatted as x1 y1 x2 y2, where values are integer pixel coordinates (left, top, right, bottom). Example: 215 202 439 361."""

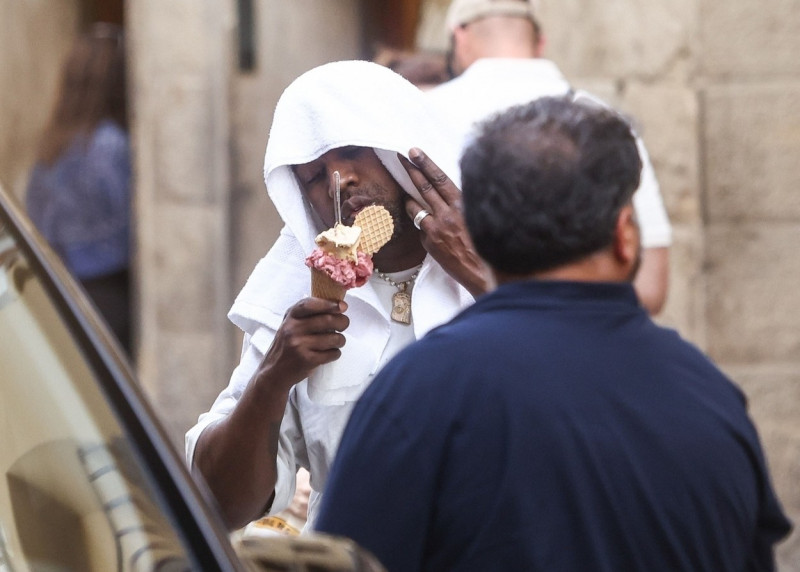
184 331 304 519
268 391 305 517
185 333 263 468
633 138 673 249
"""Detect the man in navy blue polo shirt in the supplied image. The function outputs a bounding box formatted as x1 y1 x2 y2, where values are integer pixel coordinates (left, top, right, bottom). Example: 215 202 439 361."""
316 96 792 571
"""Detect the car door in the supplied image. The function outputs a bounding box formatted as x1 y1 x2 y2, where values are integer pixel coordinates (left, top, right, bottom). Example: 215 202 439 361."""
0 185 384 572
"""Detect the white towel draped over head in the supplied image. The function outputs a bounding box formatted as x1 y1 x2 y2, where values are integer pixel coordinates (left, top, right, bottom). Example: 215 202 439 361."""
263 59 461 255
228 60 471 404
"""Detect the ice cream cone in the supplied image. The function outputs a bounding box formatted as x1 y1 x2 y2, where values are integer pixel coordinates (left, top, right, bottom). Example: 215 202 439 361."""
355 205 394 255
310 268 347 301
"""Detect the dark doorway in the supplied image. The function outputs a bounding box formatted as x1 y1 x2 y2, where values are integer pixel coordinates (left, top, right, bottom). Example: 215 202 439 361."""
85 0 125 25
361 0 423 57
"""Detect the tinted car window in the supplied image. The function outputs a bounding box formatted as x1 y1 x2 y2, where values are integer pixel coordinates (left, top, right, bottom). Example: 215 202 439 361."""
0 187 385 572
0 182 260 571
0 219 201 571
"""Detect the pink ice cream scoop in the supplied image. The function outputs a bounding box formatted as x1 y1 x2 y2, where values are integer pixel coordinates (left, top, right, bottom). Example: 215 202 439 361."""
305 249 373 289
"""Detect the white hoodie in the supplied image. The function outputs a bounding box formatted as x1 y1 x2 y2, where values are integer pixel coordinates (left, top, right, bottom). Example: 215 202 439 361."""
186 60 473 530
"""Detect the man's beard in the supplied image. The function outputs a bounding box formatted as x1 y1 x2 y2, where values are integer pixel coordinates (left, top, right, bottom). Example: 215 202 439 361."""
383 197 415 241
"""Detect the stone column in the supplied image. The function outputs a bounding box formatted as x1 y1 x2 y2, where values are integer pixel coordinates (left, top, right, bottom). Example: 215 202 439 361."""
128 0 235 450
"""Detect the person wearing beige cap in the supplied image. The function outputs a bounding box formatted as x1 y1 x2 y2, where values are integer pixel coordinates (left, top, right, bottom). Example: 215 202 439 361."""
428 0 673 316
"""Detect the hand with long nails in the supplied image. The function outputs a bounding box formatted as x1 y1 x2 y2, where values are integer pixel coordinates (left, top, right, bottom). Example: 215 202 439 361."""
400 147 490 298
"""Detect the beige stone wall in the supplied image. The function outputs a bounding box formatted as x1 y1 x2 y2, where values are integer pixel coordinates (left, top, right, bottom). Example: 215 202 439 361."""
501 0 702 341
698 0 800 566
128 0 237 448
0 2 81 199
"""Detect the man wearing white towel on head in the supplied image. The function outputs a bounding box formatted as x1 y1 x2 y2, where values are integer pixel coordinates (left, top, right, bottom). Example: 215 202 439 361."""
185 60 487 532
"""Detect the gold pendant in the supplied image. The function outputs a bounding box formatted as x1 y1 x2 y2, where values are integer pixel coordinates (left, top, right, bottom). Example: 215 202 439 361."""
390 290 412 324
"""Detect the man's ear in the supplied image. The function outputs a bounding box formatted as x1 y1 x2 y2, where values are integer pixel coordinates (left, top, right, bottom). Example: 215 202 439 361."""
450 26 473 76
534 32 546 57
613 203 640 268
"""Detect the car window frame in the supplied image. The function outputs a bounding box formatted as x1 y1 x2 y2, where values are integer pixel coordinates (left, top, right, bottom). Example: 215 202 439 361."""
0 186 245 572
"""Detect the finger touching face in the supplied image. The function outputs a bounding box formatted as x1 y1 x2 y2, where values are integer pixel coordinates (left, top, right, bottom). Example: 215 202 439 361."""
399 148 461 213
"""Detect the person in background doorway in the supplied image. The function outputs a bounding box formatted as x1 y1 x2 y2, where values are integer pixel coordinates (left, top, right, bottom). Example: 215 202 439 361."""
26 23 132 354
373 45 450 91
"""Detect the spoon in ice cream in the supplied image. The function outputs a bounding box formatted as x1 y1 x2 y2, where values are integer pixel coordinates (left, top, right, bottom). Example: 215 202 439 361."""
333 170 342 226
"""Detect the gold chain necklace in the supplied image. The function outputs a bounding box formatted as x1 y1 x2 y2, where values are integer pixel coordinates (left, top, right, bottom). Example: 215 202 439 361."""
373 266 421 325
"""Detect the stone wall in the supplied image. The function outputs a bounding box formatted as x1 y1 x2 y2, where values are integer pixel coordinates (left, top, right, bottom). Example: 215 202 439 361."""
128 0 237 448
540 0 706 337
698 0 800 566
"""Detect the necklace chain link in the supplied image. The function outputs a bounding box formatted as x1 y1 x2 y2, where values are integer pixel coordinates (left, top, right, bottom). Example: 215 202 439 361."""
373 265 421 325
373 266 421 291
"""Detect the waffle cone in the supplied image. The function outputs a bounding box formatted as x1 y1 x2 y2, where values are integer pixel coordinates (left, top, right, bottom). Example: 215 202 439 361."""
310 268 347 301
355 205 394 255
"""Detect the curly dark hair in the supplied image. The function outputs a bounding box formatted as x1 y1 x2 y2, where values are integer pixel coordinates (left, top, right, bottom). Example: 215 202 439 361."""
460 95 642 276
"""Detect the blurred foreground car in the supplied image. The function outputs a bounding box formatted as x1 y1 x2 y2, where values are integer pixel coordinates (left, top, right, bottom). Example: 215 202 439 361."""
0 184 384 572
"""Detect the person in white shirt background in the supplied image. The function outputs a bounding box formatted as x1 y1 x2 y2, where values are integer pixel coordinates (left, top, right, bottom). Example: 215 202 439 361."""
427 0 673 315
